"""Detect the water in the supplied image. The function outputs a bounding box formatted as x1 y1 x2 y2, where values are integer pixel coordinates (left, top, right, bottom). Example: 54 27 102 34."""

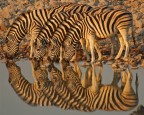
0 60 144 115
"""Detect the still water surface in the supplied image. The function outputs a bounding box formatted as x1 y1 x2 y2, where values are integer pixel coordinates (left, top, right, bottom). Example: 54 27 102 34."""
0 60 144 115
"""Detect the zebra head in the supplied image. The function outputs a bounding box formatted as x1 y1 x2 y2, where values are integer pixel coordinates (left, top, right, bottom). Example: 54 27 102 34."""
63 41 75 61
3 37 19 58
48 44 60 61
32 39 47 60
3 35 19 58
6 60 21 86
34 67 49 90
64 65 80 89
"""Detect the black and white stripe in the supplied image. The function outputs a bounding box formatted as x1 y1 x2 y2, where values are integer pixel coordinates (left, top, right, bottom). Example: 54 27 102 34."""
47 62 91 111
4 3 92 58
47 7 113 62
63 63 138 111
6 60 51 106
32 4 94 60
63 9 134 62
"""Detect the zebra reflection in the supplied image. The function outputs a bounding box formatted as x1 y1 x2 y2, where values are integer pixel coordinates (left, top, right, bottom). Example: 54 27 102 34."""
48 61 139 111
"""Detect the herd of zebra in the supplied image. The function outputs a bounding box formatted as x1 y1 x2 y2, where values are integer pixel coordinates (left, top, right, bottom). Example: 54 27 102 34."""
2 2 139 112
6 59 138 111
3 2 135 64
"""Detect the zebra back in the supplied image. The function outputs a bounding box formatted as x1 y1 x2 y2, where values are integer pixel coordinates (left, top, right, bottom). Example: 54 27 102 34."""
84 9 133 38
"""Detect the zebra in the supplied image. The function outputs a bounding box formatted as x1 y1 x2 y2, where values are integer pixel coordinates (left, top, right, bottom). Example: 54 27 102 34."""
4 3 94 90
48 61 97 111
63 63 139 111
29 58 76 110
32 3 95 60
47 62 91 111
3 3 92 59
63 9 135 63
32 6 111 60
6 60 51 106
46 6 113 62
6 60 74 109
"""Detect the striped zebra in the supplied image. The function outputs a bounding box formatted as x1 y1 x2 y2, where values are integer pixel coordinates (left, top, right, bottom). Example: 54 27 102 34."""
6 60 73 109
63 9 135 63
63 63 139 111
48 61 97 111
6 60 51 106
32 4 95 60
32 6 111 60
46 6 112 62
47 62 91 111
3 3 92 59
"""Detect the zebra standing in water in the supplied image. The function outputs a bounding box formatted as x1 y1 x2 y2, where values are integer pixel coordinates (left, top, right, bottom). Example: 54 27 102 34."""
3 3 92 59
6 60 51 106
49 62 139 111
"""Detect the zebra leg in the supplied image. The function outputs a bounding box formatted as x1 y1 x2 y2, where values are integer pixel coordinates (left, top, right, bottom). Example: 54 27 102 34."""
70 49 77 62
111 71 121 86
89 64 99 94
122 67 135 95
119 29 129 61
81 65 92 88
88 34 96 63
79 39 90 62
59 46 63 62
109 36 115 60
96 65 103 86
94 40 102 61
71 61 82 79
121 70 127 91
60 62 65 80
115 33 124 60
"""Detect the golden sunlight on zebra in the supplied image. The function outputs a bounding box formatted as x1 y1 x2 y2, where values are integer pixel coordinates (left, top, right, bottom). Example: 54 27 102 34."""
48 61 139 111
4 59 139 112
6 60 51 106
1 2 142 114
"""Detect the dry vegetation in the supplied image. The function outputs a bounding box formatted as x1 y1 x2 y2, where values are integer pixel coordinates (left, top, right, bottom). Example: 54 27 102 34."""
0 0 144 67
